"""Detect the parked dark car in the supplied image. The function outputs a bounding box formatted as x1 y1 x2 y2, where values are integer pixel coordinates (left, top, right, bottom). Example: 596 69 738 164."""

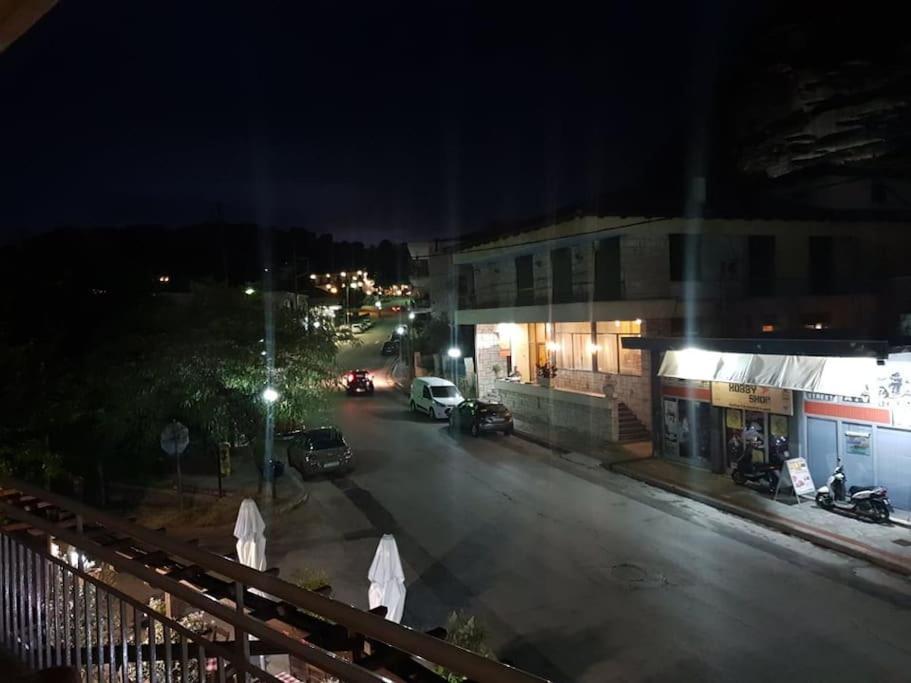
344 369 375 395
381 339 400 356
448 400 514 437
288 427 354 476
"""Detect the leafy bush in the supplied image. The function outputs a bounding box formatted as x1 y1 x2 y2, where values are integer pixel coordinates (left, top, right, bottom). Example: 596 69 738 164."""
435 611 496 682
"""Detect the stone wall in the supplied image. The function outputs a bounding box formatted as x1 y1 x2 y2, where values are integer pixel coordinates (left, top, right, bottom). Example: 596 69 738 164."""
620 233 670 300
475 323 503 399
494 380 615 451
553 367 651 431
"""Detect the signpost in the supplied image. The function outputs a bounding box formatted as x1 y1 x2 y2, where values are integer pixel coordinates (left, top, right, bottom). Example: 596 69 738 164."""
774 457 816 504
160 420 190 510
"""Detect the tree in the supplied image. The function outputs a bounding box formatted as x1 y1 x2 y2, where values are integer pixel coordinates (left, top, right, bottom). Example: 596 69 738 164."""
0 282 340 495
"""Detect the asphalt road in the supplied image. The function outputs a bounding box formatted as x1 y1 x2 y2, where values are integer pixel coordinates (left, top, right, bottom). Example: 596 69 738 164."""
267 320 911 683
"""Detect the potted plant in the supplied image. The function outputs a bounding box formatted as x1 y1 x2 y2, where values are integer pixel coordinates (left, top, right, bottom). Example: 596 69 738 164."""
536 361 557 388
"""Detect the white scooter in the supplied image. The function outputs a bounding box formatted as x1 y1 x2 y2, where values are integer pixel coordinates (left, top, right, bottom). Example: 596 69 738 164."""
815 459 892 523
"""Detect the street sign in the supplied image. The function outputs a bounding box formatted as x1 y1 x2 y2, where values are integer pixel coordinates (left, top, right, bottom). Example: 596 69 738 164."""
160 421 189 457
161 420 190 511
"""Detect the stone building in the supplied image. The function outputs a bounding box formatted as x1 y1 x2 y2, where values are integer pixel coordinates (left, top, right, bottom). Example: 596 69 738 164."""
451 213 911 453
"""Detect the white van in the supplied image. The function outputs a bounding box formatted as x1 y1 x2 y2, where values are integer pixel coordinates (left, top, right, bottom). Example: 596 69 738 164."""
410 377 463 419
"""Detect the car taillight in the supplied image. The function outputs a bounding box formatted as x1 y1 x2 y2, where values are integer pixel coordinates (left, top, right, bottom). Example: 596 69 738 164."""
347 373 355 383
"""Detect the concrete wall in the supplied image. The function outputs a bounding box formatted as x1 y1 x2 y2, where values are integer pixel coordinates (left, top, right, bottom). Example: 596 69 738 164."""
494 380 615 451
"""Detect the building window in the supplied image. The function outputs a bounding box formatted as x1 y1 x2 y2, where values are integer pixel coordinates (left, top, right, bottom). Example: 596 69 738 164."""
551 248 573 303
515 254 534 306
595 320 642 376
669 234 702 282
594 237 621 300
748 235 775 296
554 322 592 371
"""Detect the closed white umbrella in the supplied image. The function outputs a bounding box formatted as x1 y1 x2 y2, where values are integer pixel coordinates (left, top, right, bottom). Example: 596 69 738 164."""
368 534 406 623
234 498 266 572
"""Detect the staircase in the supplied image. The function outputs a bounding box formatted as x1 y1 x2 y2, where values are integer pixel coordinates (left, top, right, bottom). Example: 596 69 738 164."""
617 402 651 442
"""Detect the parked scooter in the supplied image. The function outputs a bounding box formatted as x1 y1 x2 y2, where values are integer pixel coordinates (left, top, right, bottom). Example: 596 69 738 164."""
815 460 892 522
731 449 780 494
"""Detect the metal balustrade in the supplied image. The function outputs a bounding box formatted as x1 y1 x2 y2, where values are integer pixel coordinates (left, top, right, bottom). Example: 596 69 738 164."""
0 479 551 683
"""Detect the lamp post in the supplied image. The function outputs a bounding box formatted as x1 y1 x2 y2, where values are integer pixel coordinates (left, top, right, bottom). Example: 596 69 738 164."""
447 346 462 383
262 386 279 499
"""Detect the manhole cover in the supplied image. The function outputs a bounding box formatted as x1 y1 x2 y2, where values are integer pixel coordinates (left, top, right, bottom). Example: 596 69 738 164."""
611 563 648 582
892 538 911 547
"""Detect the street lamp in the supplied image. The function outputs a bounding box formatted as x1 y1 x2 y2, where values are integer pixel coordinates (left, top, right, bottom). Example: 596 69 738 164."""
447 347 462 359
244 287 255 295
341 271 347 277
408 311 416 320
262 387 279 403
375 300 382 310
396 325 406 336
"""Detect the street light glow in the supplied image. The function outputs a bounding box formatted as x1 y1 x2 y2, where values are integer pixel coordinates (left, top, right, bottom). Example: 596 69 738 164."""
375 301 382 309
395 325 406 335
447 347 462 359
341 271 347 277
262 387 279 403
244 287 255 295
309 273 317 280
408 311 416 320
313 320 321 329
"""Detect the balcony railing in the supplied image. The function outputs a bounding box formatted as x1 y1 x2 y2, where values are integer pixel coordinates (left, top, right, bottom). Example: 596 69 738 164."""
0 477 551 683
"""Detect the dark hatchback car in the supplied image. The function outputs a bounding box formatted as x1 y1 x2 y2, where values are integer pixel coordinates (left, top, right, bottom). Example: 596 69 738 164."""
288 427 355 476
449 400 514 437
344 369 374 395
381 339 400 356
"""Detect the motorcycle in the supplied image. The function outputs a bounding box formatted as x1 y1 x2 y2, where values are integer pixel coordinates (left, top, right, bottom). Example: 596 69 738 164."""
731 449 780 494
815 460 892 522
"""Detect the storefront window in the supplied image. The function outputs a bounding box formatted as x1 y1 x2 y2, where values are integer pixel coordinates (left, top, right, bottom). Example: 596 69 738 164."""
769 414 790 465
619 335 642 375
595 321 641 376
596 333 619 373
725 408 744 469
554 322 593 371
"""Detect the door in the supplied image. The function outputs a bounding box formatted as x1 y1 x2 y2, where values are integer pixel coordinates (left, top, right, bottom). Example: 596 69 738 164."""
842 423 874 487
875 427 911 513
454 402 472 431
807 417 838 489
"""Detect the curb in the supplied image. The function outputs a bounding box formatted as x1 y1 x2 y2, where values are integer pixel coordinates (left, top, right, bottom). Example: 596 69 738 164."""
611 462 911 577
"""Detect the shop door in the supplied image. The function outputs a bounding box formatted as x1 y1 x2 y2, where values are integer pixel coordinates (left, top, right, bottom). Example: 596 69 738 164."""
842 423 874 488
807 417 838 488
875 427 911 513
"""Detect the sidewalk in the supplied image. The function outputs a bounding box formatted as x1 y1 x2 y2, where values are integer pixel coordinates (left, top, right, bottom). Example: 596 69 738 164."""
603 453 911 577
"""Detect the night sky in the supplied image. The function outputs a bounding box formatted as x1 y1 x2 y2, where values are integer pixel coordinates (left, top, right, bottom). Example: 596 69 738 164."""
0 1 768 244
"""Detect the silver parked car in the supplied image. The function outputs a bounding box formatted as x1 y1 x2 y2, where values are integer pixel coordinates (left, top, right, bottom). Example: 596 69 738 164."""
288 427 354 476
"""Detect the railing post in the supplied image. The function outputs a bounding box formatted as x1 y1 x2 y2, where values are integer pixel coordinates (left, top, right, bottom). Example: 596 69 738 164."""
235 581 251 683
16 542 25 661
0 533 7 647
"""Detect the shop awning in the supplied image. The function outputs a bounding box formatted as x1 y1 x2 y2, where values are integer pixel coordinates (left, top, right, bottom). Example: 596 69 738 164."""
658 349 878 397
